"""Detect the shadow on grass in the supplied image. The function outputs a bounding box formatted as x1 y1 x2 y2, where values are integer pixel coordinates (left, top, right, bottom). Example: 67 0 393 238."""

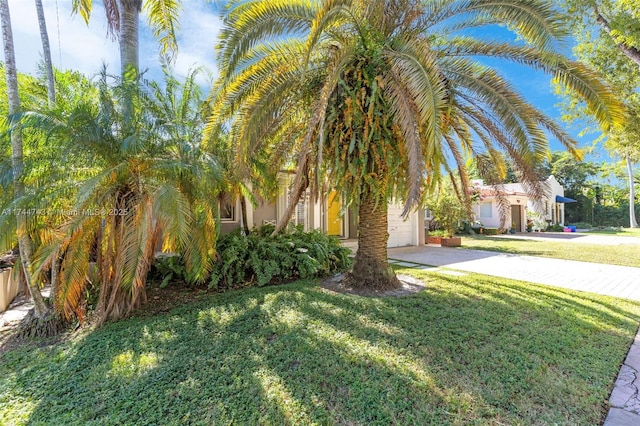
2 274 640 425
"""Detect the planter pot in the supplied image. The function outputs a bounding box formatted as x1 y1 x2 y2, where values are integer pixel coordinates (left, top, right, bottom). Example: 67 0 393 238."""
441 237 461 247
428 236 462 247
427 236 442 245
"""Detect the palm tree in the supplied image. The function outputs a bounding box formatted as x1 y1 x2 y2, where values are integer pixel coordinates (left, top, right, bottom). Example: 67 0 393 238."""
35 0 55 106
211 0 623 290
0 0 49 316
30 68 221 324
72 0 182 74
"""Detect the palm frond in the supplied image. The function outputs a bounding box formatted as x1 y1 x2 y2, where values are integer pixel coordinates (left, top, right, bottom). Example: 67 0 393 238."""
143 0 183 60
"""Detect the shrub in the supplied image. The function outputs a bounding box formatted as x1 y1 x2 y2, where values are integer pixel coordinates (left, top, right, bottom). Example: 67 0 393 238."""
148 254 191 288
568 222 592 229
546 224 564 232
209 225 352 289
426 187 470 237
483 227 499 235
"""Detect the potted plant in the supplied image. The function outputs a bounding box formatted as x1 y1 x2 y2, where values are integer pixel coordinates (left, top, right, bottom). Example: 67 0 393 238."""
426 189 467 247
427 229 448 245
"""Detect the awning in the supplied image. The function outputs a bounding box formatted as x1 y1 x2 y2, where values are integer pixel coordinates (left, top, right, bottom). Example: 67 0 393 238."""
555 195 577 203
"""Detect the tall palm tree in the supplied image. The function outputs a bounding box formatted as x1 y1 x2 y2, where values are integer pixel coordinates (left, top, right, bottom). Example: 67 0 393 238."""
30 68 221 324
35 0 55 106
72 0 182 74
0 0 49 316
211 0 623 290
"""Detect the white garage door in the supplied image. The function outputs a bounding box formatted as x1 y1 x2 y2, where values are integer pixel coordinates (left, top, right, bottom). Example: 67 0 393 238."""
387 203 416 247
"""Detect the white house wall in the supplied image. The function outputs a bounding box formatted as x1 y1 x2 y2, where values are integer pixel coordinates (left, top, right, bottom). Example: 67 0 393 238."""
387 202 424 247
474 201 502 229
527 175 567 226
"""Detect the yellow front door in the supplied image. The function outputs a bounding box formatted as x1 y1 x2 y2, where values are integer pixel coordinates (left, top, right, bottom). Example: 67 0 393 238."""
327 191 343 236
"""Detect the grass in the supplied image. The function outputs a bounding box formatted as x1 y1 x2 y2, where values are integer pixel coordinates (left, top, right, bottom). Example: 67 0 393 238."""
2 273 640 425
584 227 640 237
461 235 640 267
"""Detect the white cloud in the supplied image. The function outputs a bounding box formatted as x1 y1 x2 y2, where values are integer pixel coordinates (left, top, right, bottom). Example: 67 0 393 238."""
7 0 119 76
4 0 222 83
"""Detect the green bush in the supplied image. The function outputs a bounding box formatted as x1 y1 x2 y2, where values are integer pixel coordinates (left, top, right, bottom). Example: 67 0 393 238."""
148 254 191 287
546 224 564 232
568 222 592 229
483 227 499 235
209 225 352 289
426 189 469 237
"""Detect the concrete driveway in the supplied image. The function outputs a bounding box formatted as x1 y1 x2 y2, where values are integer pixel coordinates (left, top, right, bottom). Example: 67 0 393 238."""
483 231 640 246
388 245 640 301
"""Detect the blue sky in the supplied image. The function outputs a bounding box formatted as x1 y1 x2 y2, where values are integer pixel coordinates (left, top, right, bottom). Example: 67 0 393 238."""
4 0 613 162
6 0 222 83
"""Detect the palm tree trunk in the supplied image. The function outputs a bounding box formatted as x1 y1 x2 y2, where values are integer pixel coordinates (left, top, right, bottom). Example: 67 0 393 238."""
34 0 55 106
119 0 141 75
626 154 639 228
240 196 250 234
50 253 59 311
348 189 400 290
1 0 49 317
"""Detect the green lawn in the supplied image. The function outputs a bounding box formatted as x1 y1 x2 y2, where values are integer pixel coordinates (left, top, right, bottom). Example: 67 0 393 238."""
462 235 640 267
2 272 639 425
585 227 640 237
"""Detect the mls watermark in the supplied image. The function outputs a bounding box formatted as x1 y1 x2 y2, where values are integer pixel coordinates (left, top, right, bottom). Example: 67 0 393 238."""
1 208 130 217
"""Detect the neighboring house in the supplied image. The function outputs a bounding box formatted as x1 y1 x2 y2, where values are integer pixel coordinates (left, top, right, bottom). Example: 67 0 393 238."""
220 173 425 248
471 175 574 231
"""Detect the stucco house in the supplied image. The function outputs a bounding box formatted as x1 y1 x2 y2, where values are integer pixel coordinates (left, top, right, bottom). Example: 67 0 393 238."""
219 173 425 248
471 175 574 231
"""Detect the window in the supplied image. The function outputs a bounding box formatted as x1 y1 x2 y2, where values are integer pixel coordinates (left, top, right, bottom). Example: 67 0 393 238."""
424 209 433 220
479 202 492 218
220 193 235 221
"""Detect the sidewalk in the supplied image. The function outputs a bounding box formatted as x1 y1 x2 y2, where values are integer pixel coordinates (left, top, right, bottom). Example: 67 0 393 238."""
388 245 640 426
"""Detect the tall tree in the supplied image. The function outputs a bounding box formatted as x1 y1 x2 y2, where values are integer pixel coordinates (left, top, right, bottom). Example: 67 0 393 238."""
35 0 55 106
211 0 623 290
561 0 640 227
607 103 640 227
72 0 182 75
28 68 220 324
0 0 49 316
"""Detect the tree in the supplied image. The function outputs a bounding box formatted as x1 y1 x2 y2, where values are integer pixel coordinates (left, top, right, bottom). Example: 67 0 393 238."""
28 68 221 324
545 151 599 223
605 102 640 228
72 0 183 75
0 0 49 317
35 0 55 106
560 0 640 227
211 0 622 290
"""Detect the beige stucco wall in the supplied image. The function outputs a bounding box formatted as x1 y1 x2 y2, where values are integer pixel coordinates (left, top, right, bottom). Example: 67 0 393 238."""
0 268 18 313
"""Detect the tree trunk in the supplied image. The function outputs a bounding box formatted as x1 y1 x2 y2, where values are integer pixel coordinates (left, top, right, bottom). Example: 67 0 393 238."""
34 0 55 106
119 0 141 76
626 154 639 228
347 190 400 290
240 196 250 234
593 6 640 68
50 253 59 311
1 0 49 317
